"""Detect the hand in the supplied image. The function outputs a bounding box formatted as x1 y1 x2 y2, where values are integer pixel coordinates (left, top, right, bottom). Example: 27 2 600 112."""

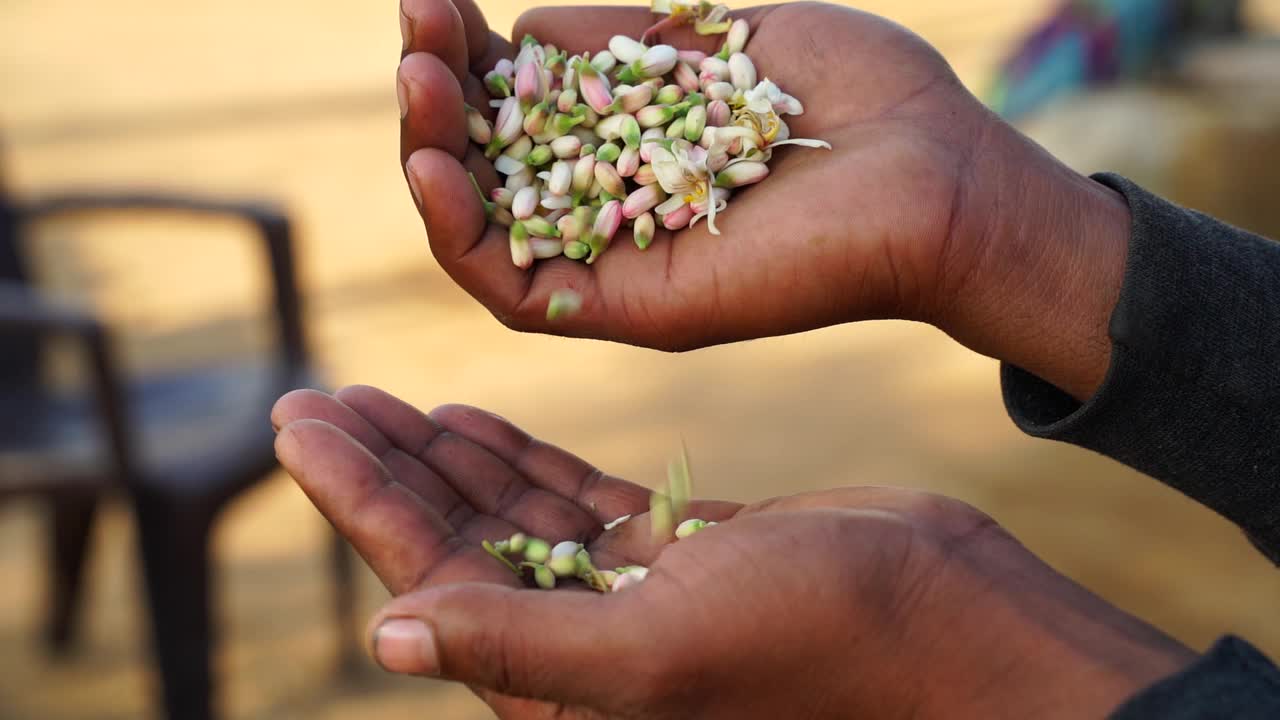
273 387 1194 719
399 1 1132 400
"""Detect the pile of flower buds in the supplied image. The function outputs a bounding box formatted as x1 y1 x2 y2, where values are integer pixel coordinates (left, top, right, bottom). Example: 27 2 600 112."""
466 1 831 270
483 442 715 593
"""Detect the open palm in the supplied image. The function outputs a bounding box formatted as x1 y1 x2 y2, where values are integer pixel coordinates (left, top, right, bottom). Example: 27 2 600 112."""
401 1 993 351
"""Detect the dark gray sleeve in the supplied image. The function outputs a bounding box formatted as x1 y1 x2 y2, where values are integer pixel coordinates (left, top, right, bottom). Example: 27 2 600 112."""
1110 636 1280 719
1001 172 1280 564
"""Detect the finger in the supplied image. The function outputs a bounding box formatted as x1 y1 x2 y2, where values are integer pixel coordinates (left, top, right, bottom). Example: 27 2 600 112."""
273 389 474 530
369 582 649 708
429 404 651 523
406 147 534 314
400 0 469 79
449 0 496 68
399 52 468 163
335 387 606 542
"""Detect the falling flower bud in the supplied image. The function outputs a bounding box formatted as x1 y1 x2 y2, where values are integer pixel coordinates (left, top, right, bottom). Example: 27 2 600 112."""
550 135 581 159
525 144 553 167
589 50 617 74
725 18 750 55
699 57 731 82
512 186 539 220
608 35 647 64
612 84 653 115
650 491 674 539
522 102 550 136
634 211 656 249
523 538 551 564
593 113 635 143
594 161 626 197
575 62 614 115
595 142 622 164
484 71 511 98
522 215 560 238
622 184 667 218
706 99 731 127
716 160 769 188
563 240 589 260
494 58 515 79
633 163 657 185
509 222 533 269
534 564 556 589
464 104 492 145
547 160 573 196
508 532 528 554
675 518 710 539
587 199 622 263
704 81 735 102
728 52 756 91
636 104 676 129
656 84 685 107
556 88 578 114
616 146 641 177
571 155 596 194
683 105 707 142
662 202 695 230
546 288 583 320
486 97 525 157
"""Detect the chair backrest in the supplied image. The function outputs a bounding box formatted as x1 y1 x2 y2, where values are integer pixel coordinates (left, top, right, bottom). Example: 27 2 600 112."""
0 173 45 390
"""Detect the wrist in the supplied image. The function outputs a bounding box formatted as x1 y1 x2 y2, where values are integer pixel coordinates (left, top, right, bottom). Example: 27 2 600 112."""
936 118 1131 401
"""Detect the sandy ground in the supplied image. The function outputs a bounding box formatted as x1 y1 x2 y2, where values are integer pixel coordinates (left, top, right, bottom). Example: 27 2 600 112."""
2 1 1280 718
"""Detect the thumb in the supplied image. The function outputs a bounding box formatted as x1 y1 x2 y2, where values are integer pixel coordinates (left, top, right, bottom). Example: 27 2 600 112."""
368 582 647 707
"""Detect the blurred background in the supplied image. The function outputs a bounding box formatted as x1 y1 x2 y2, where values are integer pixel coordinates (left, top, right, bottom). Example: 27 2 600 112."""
2 0 1279 718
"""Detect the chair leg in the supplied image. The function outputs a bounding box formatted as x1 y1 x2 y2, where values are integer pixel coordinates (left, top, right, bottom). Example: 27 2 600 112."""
135 494 218 720
329 530 361 673
46 495 99 654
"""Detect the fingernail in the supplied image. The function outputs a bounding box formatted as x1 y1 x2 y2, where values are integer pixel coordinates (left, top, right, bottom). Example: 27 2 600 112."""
399 6 412 52
374 618 438 675
405 163 423 207
397 76 409 119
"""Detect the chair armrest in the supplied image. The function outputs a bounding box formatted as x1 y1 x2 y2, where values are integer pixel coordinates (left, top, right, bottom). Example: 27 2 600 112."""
18 192 309 369
0 282 135 483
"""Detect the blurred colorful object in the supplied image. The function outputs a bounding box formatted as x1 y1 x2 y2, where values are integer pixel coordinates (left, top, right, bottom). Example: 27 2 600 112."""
987 0 1245 120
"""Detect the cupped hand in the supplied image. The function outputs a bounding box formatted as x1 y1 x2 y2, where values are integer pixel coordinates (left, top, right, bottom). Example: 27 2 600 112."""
273 387 1194 719
399 1 996 351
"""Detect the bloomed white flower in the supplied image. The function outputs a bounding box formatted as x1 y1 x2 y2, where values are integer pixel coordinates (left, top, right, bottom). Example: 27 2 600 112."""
650 0 731 33
734 79 833 151
650 140 726 235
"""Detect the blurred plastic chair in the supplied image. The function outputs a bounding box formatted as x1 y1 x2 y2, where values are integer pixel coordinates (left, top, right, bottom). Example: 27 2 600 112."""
0 178 358 720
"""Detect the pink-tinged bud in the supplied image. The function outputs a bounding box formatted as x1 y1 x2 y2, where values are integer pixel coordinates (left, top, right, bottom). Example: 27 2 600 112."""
655 84 684 105
587 199 622 263
699 57 731 81
633 211 655 250
728 52 756 91
588 50 616 74
614 84 653 114
494 58 515 80
550 135 581 159
509 222 533 269
515 61 542 109
557 88 577 114
576 63 613 115
704 81 735 102
491 187 514 209
715 160 769 188
622 184 668 218
522 102 550 136
683 105 706 142
661 202 695 230
512 186 539 220
633 163 657 185
725 19 750 55
673 61 700 93
530 238 564 259
594 161 626 198
547 161 573 196
608 35 647 64
706 99 731 127
487 97 525 156
636 104 676 129
571 155 596 194
617 146 640 177
464 105 491 145
556 214 581 244
484 71 511 98
677 49 707 65
636 44 677 78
